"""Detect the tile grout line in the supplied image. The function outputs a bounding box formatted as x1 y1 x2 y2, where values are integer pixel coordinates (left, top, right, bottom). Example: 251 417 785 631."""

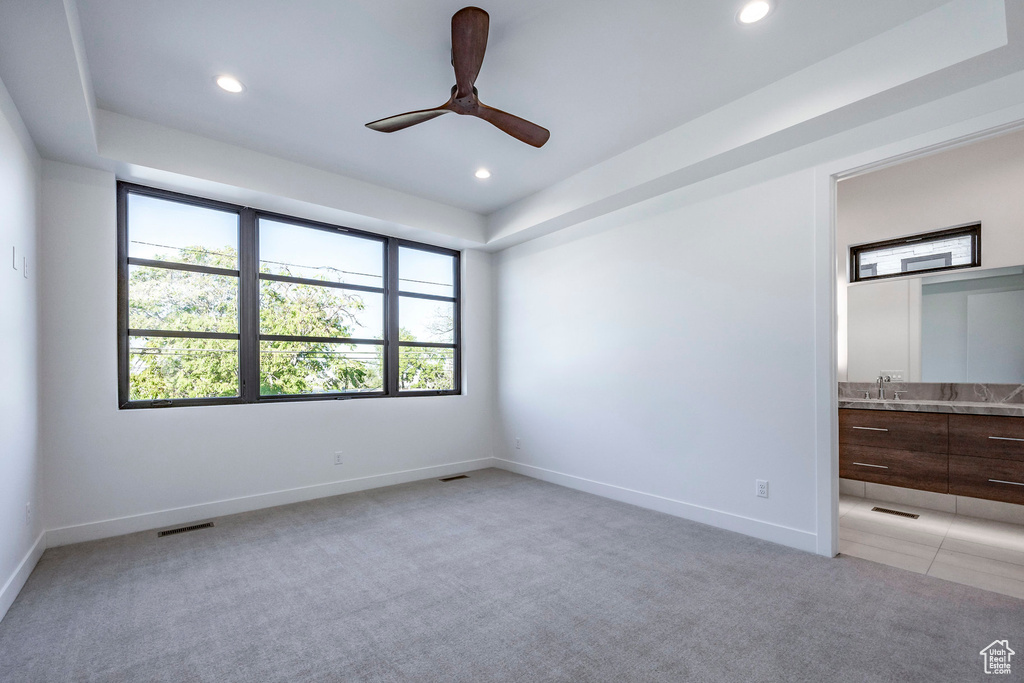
838 541 934 574
840 504 944 568
842 512 947 547
924 517 948 575
928 510 1024 582
946 508 1023 548
932 509 960 575
840 525 941 555
934 549 1024 582
841 494 1024 596
941 537 1024 565
928 564 1024 600
843 497 951 574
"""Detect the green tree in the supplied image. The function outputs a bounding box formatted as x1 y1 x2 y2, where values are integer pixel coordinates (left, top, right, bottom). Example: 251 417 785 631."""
128 246 243 400
397 302 455 390
398 327 454 391
258 277 380 395
129 244 453 398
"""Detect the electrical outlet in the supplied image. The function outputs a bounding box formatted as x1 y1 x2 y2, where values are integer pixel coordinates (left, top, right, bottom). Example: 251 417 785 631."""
25 502 31 525
756 480 769 498
334 452 343 465
515 438 521 450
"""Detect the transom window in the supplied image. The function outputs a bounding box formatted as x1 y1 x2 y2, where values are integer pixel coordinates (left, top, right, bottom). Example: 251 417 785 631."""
850 223 981 283
117 183 460 408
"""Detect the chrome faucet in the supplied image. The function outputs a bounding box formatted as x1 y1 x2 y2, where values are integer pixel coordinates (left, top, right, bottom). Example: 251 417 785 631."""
877 374 890 399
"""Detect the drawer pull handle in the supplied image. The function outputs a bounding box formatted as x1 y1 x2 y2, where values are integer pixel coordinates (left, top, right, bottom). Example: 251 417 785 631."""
851 426 889 432
988 436 1024 442
852 462 889 469
988 479 1024 487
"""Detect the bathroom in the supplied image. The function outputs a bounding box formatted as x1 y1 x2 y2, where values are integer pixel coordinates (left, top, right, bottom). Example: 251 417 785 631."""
836 126 1024 597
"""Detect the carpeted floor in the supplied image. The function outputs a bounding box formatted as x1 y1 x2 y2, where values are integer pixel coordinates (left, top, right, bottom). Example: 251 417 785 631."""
0 468 1020 682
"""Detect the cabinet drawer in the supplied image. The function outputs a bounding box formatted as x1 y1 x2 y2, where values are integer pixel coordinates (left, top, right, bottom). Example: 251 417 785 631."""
839 409 948 452
949 454 1024 505
839 444 948 493
949 414 1024 461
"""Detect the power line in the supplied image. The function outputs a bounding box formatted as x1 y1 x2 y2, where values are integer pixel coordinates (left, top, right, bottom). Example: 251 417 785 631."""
130 240 452 288
130 347 383 358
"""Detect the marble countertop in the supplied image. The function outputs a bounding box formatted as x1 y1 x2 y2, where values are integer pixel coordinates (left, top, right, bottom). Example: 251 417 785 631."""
838 398 1024 417
838 382 1024 417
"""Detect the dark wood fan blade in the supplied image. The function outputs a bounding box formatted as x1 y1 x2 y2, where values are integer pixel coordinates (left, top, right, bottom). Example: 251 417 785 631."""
452 7 489 98
474 103 550 148
368 8 549 148
365 107 450 133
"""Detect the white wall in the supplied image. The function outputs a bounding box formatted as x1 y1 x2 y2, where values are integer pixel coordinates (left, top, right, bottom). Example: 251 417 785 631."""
967 289 1024 383
0 76 43 619
839 129 1024 267
494 170 820 551
485 76 1024 559
845 278 921 383
922 273 1024 382
38 161 495 545
838 128 1024 380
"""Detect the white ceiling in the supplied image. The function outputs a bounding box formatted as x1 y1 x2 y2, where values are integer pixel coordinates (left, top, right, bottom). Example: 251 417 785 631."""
73 0 951 214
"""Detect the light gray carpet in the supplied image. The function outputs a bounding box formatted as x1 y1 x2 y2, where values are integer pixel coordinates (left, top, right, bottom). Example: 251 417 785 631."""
0 468 1020 682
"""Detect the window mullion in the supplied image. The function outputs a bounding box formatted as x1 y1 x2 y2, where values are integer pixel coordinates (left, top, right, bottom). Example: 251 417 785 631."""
386 239 400 396
453 251 461 393
126 257 238 278
116 184 130 407
239 207 259 402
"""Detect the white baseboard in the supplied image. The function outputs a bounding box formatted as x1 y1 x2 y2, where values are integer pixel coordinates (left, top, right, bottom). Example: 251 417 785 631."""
494 458 818 553
0 532 46 624
47 458 499 547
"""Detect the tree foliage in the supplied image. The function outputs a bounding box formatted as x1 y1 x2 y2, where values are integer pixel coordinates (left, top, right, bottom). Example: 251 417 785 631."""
398 328 454 390
259 278 379 396
128 247 241 400
128 245 452 400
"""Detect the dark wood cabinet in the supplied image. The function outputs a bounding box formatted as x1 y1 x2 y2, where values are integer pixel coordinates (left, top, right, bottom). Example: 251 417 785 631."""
839 409 948 452
840 409 1024 506
949 415 1024 462
839 444 948 493
949 455 1024 505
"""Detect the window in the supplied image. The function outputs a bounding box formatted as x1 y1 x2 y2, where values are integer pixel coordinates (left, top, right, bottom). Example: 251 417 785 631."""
117 183 460 408
396 246 458 392
850 223 980 283
257 217 386 397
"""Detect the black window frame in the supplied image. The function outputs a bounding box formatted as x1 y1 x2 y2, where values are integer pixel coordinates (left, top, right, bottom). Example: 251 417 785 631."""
850 222 981 283
117 182 461 409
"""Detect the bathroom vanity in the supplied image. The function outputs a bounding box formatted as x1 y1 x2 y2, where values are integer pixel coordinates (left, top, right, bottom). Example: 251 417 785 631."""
838 384 1024 505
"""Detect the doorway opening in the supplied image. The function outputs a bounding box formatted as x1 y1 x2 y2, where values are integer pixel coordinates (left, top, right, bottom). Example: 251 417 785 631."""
832 126 1024 599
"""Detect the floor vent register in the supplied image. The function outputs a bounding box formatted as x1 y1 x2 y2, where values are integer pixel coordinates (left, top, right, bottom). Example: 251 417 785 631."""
870 506 919 520
157 522 215 538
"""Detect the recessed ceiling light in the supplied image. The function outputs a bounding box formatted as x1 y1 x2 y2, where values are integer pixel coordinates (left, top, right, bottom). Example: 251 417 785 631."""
474 168 491 179
738 0 771 24
216 75 245 93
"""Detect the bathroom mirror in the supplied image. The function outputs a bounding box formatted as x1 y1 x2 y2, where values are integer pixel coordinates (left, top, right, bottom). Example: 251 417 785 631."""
845 265 1024 383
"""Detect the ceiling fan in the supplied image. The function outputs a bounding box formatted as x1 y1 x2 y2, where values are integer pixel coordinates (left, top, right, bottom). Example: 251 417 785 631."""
365 6 550 148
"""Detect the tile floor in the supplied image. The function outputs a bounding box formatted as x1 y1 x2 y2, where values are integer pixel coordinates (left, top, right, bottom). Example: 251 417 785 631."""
839 494 1024 600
